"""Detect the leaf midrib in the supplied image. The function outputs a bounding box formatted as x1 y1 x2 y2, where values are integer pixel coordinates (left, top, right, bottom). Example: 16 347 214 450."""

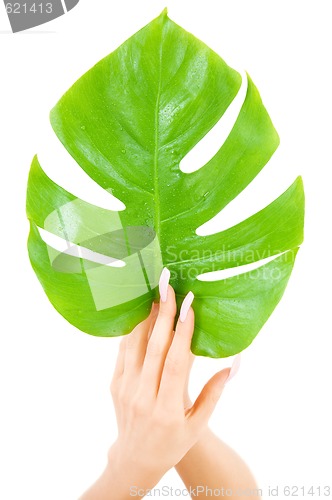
153 25 164 260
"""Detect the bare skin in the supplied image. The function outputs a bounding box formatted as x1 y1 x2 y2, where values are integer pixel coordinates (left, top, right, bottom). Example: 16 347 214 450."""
80 283 260 499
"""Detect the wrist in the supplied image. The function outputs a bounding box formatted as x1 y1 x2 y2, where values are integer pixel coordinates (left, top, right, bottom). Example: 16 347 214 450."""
79 445 151 500
175 427 214 471
106 442 164 496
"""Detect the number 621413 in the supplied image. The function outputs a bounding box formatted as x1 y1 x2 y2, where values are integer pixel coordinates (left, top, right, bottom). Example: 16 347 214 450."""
5 3 53 14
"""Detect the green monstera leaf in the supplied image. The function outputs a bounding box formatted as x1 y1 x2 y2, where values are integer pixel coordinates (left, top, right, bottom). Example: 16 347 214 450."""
26 10 304 358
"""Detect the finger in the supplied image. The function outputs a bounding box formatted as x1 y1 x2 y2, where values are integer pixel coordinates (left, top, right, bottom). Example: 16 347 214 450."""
148 302 159 340
139 268 176 398
123 302 156 377
112 336 127 382
184 353 195 409
188 355 241 429
158 292 195 410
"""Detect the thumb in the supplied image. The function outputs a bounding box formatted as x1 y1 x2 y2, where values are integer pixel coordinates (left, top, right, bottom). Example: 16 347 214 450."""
188 368 229 427
188 355 241 428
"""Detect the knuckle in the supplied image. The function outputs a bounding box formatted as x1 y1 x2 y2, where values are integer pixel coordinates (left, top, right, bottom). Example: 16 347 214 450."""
126 332 139 350
131 398 147 417
117 387 130 406
146 339 162 357
164 354 181 376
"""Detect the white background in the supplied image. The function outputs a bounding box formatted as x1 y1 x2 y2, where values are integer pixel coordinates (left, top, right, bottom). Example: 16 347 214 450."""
1 1 331 498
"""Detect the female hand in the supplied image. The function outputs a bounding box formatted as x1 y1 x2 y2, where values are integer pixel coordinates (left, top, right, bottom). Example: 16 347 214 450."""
107 268 234 495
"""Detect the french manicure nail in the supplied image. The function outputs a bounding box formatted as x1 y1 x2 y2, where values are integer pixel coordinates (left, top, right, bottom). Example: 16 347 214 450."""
179 291 194 322
225 354 241 384
159 267 170 302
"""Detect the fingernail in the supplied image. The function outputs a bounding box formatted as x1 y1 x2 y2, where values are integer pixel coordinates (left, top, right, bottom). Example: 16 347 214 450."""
225 354 241 384
179 291 194 322
159 267 170 302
